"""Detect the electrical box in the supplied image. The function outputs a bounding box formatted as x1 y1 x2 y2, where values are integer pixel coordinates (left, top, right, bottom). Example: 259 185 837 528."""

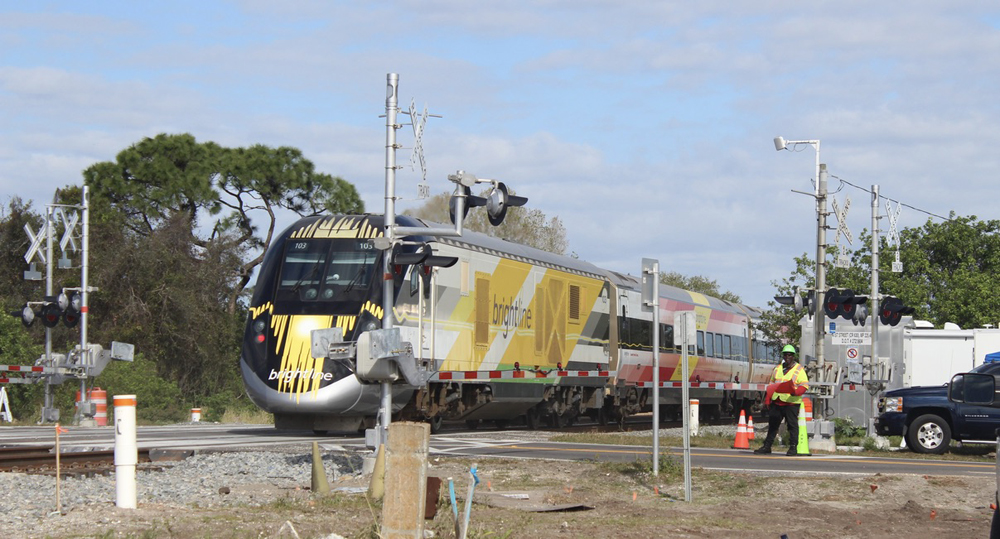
356 328 402 382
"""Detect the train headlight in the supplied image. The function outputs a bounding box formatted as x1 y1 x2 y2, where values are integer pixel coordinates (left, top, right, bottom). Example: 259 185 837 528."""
252 319 267 343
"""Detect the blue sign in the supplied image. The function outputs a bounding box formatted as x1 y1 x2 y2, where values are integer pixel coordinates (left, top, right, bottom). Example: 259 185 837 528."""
829 322 836 334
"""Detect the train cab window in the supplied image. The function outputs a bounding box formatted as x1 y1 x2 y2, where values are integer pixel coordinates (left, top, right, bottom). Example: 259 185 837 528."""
280 241 326 288
277 239 378 302
696 331 705 356
705 332 715 357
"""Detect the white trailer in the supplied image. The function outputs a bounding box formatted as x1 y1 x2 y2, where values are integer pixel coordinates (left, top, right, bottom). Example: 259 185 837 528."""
904 325 1000 387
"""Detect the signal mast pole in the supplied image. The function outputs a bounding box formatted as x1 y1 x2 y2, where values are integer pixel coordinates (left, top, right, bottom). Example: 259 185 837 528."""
380 73 400 445
814 164 828 380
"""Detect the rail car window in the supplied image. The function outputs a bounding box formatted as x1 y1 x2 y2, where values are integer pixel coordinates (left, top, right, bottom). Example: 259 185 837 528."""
734 336 745 362
661 324 675 352
619 315 653 351
716 334 725 359
723 335 731 360
634 319 652 351
705 332 715 357
696 331 705 356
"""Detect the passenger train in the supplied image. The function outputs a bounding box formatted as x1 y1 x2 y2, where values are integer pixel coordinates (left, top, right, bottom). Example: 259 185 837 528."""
240 214 781 433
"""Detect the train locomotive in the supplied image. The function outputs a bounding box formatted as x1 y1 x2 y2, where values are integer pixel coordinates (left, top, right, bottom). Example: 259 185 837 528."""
240 214 779 433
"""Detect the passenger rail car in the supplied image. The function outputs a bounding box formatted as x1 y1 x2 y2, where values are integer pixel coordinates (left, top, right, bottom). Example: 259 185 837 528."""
240 214 779 432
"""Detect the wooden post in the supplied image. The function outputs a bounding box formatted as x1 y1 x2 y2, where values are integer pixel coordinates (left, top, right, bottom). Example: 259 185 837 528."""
380 421 430 539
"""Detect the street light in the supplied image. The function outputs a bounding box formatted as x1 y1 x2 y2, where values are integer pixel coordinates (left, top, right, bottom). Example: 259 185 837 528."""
774 135 828 388
774 136 821 198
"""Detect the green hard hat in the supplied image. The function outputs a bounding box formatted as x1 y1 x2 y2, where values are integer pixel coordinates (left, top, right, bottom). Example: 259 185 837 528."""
782 344 797 355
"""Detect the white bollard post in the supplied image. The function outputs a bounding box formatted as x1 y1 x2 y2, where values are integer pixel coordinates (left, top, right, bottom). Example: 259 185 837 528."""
114 395 137 509
190 408 201 422
689 399 699 437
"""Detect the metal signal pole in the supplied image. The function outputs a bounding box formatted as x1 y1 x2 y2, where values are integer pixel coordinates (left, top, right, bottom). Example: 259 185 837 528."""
814 164 828 381
379 73 401 448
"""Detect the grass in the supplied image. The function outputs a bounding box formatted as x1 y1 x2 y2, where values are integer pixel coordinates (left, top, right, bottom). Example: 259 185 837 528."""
218 407 273 424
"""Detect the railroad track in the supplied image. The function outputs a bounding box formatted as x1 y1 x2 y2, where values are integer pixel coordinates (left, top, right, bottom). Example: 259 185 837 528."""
457 412 749 435
0 445 152 477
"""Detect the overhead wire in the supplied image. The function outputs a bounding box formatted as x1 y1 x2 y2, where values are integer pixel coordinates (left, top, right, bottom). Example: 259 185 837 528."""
830 175 956 223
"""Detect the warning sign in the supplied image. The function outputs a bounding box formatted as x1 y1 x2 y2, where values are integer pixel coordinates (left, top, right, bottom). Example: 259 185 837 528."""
831 331 871 346
846 347 859 360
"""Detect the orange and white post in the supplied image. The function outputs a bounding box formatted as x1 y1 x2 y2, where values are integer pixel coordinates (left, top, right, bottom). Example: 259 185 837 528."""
114 394 138 509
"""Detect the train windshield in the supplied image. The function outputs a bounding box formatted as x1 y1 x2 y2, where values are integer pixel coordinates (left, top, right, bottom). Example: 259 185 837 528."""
276 239 379 303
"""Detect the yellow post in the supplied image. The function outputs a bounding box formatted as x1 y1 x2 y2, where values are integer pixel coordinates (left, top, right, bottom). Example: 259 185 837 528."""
796 404 811 456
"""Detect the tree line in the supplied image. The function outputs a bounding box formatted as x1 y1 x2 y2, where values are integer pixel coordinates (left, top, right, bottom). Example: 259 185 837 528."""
760 214 1000 347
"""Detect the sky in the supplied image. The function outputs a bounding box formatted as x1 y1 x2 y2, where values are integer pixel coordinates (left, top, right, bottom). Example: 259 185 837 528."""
2 1 999 309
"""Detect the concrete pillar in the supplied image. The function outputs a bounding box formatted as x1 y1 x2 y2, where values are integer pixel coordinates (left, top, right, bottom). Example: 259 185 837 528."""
381 421 430 539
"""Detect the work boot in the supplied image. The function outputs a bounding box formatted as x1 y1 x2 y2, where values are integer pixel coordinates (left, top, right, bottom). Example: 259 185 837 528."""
786 447 797 456
753 445 772 454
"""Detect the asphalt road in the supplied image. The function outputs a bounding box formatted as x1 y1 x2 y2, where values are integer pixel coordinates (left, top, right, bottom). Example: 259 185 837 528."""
0 423 993 478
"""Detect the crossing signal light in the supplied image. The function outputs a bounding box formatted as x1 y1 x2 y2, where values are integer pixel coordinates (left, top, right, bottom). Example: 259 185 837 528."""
448 181 528 226
823 288 868 320
62 292 82 328
851 303 869 326
879 296 914 326
11 304 36 328
485 182 528 226
448 185 487 224
39 302 62 328
773 287 815 316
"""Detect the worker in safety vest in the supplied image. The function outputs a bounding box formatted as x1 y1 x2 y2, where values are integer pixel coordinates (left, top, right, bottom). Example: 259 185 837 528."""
754 344 809 455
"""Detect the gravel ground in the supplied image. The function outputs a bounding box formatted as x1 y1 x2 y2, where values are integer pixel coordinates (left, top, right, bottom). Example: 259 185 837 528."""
0 426 726 534
0 447 367 534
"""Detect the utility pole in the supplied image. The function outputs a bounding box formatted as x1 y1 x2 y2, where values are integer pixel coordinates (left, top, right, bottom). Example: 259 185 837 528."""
814 164 828 380
868 184 881 437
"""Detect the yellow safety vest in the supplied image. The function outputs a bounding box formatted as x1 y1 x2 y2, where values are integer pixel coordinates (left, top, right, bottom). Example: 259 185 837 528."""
770 362 809 404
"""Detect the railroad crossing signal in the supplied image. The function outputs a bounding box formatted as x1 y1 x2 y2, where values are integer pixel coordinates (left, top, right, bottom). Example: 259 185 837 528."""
823 288 868 324
407 99 441 199
830 194 852 268
774 287 815 317
23 207 80 267
23 220 49 265
885 200 903 272
879 296 914 326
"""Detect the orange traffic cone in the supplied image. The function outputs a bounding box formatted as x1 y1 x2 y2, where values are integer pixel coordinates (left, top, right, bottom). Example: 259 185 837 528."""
732 410 749 449
747 414 755 441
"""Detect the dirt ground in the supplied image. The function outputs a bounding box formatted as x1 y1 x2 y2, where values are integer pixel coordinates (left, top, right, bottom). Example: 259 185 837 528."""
13 451 996 539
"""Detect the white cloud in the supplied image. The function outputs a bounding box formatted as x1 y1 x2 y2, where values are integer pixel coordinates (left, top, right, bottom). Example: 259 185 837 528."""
2 2 1000 308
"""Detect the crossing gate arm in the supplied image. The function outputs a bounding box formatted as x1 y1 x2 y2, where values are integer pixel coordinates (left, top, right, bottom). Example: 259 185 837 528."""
430 369 615 382
631 381 770 391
